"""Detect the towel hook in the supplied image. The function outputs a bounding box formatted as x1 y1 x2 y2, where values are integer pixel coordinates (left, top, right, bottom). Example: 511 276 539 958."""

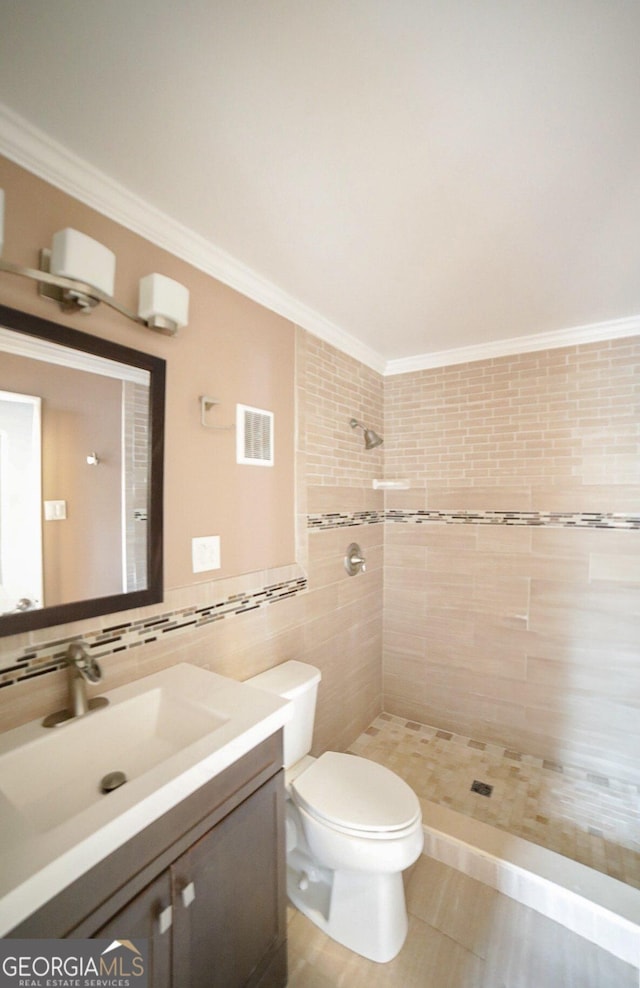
199 395 234 431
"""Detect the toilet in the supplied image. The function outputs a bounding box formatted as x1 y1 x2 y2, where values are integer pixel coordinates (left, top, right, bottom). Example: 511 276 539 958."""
246 660 424 963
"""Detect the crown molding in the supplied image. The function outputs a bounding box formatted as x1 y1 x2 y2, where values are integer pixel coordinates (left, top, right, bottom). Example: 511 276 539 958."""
383 314 640 375
1 103 636 379
0 103 386 374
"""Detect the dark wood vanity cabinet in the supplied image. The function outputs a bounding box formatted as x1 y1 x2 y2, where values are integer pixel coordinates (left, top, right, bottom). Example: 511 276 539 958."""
172 775 284 988
8 732 288 988
94 871 173 986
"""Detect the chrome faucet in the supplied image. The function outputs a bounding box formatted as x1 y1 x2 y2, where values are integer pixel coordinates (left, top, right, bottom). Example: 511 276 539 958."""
65 642 103 716
42 642 108 728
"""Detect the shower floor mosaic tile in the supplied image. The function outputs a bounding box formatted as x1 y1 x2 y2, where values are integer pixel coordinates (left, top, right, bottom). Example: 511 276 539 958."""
348 713 640 890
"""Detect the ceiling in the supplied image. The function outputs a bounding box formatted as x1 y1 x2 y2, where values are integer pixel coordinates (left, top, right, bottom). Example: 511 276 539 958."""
1 1 639 369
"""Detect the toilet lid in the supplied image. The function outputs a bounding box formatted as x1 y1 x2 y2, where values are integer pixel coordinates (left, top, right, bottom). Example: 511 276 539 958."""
291 752 421 834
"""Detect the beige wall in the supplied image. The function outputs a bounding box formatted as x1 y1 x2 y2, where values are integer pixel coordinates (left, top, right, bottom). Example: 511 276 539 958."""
383 342 640 781
1 155 638 790
2 352 123 605
0 157 383 756
0 155 296 586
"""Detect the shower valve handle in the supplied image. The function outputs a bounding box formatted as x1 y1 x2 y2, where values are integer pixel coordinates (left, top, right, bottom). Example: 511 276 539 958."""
345 543 367 576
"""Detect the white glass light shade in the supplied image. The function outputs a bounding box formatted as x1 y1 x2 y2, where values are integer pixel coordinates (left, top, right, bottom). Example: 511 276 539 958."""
49 228 116 296
138 273 189 330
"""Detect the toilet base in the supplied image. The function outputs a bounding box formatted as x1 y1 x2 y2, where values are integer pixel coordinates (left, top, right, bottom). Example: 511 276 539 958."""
287 847 409 963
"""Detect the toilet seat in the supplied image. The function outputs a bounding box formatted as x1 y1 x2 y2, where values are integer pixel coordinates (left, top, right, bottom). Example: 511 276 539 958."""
291 751 421 837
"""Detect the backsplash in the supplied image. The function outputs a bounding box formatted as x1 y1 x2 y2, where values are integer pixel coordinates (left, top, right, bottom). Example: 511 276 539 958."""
0 573 308 687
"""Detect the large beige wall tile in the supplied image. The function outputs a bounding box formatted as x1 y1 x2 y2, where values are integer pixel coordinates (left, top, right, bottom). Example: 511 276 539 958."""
589 552 640 583
529 580 640 644
527 654 638 695
476 525 533 553
383 337 640 778
386 522 478 549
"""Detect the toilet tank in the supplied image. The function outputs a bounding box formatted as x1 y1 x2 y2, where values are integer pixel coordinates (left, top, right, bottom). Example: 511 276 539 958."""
245 661 321 768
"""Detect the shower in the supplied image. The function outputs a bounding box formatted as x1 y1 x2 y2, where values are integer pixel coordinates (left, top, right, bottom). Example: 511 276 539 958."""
350 418 383 449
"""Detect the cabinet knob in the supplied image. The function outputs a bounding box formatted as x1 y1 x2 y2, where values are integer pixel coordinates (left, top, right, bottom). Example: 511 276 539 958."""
158 904 173 935
181 881 196 909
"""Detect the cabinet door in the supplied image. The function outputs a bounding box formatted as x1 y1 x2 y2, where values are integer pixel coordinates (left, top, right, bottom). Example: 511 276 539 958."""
94 871 173 988
172 773 285 988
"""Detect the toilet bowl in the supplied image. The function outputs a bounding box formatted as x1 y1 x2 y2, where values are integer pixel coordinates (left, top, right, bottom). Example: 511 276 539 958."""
246 662 424 963
291 751 422 863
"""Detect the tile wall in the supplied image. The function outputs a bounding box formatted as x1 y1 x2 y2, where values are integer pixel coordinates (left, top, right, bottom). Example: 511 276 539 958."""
383 338 640 781
0 329 384 757
296 328 385 749
1 325 638 789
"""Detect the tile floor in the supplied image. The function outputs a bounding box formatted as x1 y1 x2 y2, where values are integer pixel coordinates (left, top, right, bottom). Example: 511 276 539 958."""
287 855 638 987
347 713 640 890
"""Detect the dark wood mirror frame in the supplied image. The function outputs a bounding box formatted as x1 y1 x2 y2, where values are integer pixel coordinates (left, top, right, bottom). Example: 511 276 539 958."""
0 303 166 637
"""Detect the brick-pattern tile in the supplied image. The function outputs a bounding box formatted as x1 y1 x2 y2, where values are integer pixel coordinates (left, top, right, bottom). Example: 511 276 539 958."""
384 339 640 498
302 333 384 488
383 336 640 783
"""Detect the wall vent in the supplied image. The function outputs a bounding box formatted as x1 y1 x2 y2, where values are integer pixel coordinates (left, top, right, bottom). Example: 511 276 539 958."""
236 404 274 466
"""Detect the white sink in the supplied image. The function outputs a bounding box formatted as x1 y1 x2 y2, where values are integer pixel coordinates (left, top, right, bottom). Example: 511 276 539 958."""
0 686 227 832
0 663 291 935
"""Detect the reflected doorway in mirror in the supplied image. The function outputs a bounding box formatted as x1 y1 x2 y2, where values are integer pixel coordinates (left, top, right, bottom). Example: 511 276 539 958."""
0 389 42 614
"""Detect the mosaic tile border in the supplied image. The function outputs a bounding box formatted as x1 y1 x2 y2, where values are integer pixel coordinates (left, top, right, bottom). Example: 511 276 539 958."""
309 508 640 531
0 575 307 685
307 510 384 529
386 509 640 529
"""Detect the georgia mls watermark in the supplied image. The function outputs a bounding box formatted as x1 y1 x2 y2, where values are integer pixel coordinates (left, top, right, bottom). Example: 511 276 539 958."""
0 939 148 988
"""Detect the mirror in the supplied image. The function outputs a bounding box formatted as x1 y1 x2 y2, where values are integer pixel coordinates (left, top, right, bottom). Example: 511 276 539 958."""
0 304 165 637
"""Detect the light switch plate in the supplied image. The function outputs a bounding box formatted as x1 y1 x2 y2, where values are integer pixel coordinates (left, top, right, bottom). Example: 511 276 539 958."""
44 500 67 521
192 535 221 573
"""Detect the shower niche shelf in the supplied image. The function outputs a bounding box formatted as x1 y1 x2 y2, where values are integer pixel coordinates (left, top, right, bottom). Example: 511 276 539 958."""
372 479 410 489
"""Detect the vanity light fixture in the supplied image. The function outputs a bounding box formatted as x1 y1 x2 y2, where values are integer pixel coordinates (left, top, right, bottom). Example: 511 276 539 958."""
0 190 189 335
139 273 190 335
48 228 116 305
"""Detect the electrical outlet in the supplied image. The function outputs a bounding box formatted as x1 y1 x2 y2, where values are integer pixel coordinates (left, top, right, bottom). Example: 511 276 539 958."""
192 535 221 573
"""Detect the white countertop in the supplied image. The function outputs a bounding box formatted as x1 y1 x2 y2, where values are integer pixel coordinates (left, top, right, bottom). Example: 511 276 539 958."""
0 664 291 936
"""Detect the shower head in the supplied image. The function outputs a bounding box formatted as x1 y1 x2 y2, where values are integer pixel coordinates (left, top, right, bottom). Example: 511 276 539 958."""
350 418 383 449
